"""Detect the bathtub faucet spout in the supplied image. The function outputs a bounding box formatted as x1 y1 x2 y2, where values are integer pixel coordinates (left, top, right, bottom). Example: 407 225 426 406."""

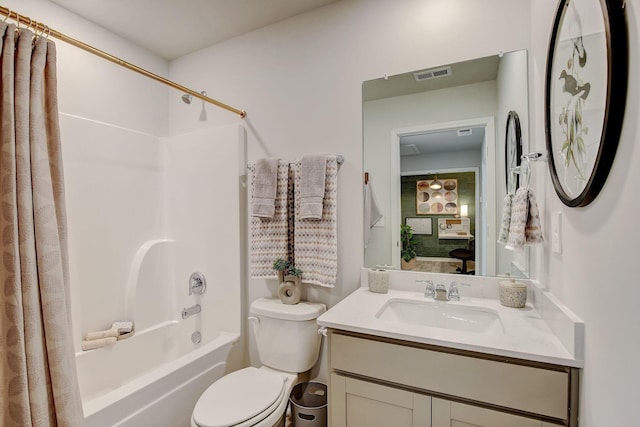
182 304 201 319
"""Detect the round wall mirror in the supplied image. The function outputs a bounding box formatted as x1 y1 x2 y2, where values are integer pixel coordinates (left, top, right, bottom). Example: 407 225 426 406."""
505 110 522 194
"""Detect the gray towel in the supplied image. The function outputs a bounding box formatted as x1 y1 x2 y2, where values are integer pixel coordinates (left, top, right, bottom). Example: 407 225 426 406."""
299 154 328 219
251 158 279 218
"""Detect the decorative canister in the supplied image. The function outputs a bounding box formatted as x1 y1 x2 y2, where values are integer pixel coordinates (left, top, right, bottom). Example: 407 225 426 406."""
499 279 527 308
368 269 389 294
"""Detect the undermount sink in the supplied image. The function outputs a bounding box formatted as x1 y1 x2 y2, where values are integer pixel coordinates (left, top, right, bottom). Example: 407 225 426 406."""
376 299 504 334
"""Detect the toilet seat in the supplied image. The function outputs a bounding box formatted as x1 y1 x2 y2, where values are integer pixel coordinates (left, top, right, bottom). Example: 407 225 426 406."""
192 367 286 427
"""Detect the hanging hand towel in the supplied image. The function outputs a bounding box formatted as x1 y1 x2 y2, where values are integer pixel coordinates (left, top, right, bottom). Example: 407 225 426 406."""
299 154 328 219
505 187 544 251
497 193 513 244
293 155 338 287
364 180 383 248
250 160 292 278
251 158 279 218
524 189 544 245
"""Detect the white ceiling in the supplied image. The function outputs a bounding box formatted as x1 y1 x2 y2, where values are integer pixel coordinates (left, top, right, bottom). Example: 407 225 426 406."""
49 0 340 60
400 127 486 156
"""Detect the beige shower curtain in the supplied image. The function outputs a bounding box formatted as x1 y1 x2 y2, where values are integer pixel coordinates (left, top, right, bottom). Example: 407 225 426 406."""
0 23 83 426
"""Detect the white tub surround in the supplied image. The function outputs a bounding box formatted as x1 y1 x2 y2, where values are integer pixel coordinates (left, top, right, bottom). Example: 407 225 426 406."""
317 268 584 367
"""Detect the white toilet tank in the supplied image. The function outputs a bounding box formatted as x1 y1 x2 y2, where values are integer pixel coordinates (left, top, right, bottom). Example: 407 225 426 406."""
250 298 326 373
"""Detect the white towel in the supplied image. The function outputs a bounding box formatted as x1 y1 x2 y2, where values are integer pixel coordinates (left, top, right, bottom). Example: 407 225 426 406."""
85 328 119 341
293 155 338 287
505 187 544 251
81 337 117 351
364 181 383 248
250 160 292 278
251 158 279 218
299 154 328 219
497 194 513 244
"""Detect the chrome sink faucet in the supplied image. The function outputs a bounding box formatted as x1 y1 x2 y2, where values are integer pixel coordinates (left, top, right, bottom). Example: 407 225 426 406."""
434 283 448 301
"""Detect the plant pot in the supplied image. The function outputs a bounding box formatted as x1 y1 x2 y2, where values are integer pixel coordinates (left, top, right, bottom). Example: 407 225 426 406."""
401 258 417 270
277 271 285 283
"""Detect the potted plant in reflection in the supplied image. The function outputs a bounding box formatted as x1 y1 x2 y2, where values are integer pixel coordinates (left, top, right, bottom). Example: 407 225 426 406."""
400 224 417 270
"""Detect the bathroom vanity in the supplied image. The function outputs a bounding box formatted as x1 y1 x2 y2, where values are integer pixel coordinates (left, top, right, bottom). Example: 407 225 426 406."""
317 271 583 427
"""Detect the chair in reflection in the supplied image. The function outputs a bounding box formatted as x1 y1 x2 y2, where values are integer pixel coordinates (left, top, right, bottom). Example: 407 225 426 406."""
449 239 475 275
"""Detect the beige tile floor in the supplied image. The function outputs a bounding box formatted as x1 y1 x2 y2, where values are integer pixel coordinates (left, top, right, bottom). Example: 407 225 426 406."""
412 259 476 274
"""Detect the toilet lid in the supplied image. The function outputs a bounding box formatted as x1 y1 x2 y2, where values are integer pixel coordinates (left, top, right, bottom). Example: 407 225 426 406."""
193 367 285 427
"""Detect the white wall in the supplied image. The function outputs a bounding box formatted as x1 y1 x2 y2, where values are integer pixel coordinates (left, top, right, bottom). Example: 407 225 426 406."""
169 0 531 380
363 81 496 268
529 2 640 425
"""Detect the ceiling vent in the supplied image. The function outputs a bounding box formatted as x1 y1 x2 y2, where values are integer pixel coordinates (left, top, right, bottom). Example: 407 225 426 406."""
457 129 473 136
400 144 420 156
414 66 452 82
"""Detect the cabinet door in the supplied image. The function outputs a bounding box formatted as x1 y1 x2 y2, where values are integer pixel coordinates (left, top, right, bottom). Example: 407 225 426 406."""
432 398 543 427
330 373 431 427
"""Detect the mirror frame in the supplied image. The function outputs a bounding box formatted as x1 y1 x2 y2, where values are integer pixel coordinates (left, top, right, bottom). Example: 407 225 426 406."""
505 111 523 194
544 0 628 207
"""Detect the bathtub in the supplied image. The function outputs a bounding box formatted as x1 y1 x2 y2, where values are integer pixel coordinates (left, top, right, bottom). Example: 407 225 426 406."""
77 321 239 427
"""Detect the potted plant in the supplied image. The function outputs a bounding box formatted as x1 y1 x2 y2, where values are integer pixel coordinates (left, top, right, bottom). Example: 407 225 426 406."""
285 267 303 287
273 259 303 304
273 258 291 283
400 224 417 270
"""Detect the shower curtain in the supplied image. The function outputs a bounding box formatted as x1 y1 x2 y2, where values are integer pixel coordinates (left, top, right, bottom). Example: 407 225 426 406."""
0 23 83 426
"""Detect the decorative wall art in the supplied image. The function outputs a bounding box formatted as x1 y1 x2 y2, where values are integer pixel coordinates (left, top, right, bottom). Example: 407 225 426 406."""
416 179 458 214
545 0 628 207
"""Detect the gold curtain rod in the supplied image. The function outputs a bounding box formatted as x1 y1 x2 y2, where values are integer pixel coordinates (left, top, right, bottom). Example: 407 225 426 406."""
0 5 247 118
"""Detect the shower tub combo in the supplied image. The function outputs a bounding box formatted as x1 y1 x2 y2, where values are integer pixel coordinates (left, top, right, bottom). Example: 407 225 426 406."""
75 239 242 426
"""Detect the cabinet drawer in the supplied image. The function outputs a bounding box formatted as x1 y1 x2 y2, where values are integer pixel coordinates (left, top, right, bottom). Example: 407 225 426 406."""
330 332 570 421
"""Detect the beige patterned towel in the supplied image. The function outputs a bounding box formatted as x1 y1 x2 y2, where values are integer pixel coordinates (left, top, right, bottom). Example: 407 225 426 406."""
293 155 338 287
250 160 292 278
505 187 544 251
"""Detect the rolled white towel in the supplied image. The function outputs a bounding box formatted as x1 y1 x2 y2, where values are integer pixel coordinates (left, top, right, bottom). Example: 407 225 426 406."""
81 337 117 351
85 328 118 341
85 321 134 341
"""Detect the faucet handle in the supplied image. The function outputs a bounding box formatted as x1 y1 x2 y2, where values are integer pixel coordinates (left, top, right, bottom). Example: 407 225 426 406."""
422 280 435 298
448 282 460 301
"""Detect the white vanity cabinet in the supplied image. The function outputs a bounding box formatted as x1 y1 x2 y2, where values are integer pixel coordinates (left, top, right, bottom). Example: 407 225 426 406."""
327 330 579 427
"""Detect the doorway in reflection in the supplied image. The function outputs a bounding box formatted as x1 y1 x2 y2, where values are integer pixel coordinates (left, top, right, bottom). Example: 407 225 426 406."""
399 126 483 274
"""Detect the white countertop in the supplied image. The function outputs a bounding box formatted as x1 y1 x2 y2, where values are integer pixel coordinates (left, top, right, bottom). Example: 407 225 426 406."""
318 286 584 368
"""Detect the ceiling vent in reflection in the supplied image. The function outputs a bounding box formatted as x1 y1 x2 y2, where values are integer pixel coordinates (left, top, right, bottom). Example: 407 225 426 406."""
457 129 473 136
414 66 452 82
400 144 420 156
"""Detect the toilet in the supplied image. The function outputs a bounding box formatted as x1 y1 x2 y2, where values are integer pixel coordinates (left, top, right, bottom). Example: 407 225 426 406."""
191 298 326 427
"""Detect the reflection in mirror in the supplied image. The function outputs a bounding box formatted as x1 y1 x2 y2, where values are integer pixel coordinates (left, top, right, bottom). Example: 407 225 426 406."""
363 50 530 278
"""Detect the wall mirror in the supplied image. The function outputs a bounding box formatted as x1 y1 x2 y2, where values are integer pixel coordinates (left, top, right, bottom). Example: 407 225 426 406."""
363 50 530 278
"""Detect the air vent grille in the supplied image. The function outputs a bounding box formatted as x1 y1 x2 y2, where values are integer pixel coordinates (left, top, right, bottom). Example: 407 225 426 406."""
400 144 420 156
414 66 452 82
